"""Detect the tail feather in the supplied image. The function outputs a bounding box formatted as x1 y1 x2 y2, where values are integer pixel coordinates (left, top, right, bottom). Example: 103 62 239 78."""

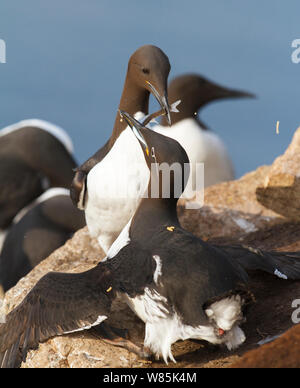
213 244 300 280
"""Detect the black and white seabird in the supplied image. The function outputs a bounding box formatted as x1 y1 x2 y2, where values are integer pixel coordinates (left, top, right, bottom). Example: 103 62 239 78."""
0 119 77 229
153 74 255 188
1 112 300 368
0 188 85 292
102 111 300 363
70 45 172 253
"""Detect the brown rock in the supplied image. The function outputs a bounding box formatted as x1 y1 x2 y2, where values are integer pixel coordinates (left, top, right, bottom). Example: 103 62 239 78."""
231 323 300 368
256 127 300 220
178 165 282 241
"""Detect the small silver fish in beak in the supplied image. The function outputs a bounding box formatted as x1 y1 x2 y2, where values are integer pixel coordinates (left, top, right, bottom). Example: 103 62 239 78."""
142 100 181 127
146 81 171 125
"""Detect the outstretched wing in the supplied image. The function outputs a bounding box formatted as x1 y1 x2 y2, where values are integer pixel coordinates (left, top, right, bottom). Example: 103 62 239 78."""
213 244 300 280
0 263 114 368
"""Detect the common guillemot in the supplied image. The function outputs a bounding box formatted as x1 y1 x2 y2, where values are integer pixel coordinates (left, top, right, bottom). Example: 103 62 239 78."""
153 73 255 189
0 188 85 292
0 119 77 229
105 111 300 363
70 45 172 253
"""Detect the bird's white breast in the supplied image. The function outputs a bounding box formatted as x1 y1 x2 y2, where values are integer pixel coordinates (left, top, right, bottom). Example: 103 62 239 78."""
84 127 149 253
153 118 234 190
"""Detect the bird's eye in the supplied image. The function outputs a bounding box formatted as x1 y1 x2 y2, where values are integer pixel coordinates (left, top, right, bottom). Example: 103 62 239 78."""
142 68 150 74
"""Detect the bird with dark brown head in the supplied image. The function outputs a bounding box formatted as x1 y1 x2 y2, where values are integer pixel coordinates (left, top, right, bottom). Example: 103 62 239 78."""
161 73 255 127
116 44 171 134
0 119 77 230
70 45 172 253
154 73 255 188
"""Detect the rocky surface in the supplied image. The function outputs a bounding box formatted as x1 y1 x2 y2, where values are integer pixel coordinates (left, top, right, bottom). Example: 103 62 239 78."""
231 323 300 368
256 127 300 220
2 127 300 368
178 165 282 242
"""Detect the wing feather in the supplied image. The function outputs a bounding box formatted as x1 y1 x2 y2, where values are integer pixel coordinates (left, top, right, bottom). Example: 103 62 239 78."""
214 244 300 280
0 263 114 368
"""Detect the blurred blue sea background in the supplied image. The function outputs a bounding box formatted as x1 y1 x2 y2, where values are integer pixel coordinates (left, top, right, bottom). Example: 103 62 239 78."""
0 0 299 178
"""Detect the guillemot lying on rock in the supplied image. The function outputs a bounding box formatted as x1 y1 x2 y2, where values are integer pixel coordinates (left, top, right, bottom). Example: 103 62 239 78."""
154 73 255 189
0 119 77 230
70 45 173 253
109 111 300 362
0 188 85 292
1 112 300 368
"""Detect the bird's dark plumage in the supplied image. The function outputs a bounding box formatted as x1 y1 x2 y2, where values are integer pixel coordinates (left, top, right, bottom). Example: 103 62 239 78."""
112 111 300 362
0 263 114 368
0 160 44 229
0 122 77 228
0 191 85 292
213 244 300 280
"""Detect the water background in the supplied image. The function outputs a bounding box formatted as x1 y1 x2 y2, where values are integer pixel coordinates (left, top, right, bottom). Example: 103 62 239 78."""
1 1 299 178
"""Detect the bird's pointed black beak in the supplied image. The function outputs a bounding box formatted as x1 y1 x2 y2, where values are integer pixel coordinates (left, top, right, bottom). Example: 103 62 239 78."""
227 89 256 99
119 110 150 156
146 81 171 125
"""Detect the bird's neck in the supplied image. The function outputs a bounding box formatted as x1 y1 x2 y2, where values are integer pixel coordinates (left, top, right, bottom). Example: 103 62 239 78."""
130 196 179 243
110 76 150 147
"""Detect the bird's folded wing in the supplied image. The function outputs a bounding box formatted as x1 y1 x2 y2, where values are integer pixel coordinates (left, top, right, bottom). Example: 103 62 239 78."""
70 170 87 209
0 263 114 368
70 140 111 208
214 244 300 280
